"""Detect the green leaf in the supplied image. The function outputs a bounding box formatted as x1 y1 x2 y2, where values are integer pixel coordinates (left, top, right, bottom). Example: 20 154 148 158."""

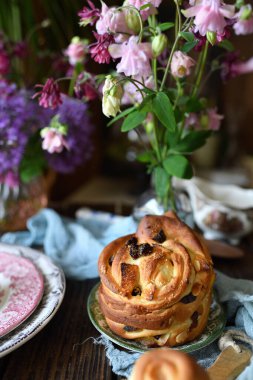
121 110 146 132
153 166 170 201
19 133 47 183
166 130 180 148
185 97 205 113
163 155 193 179
218 39 235 52
137 151 155 164
180 32 195 42
158 22 175 32
152 92 176 131
107 106 136 127
173 131 212 153
140 3 151 10
181 40 198 53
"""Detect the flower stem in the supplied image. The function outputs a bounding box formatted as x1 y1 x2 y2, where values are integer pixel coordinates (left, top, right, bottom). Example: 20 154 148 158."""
192 41 209 97
160 0 181 91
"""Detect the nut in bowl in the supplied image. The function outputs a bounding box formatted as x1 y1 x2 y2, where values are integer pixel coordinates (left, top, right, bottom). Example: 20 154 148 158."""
97 211 215 348
174 177 253 245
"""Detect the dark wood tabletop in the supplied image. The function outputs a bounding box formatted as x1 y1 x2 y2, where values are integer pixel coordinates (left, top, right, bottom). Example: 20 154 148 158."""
0 206 253 380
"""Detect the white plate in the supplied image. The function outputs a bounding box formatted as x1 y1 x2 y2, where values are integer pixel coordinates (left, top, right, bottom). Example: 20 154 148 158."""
0 243 65 357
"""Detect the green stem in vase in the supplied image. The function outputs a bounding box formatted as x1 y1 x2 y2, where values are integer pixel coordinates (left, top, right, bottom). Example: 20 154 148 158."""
192 40 209 97
160 0 181 91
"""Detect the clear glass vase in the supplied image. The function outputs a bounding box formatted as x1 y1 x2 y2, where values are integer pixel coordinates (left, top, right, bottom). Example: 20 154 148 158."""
0 177 48 233
132 180 194 228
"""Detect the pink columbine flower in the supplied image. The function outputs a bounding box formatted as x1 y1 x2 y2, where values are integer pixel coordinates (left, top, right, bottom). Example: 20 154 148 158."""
90 32 115 64
184 0 235 36
33 78 62 109
109 36 153 77
233 5 253 35
96 2 131 38
207 108 223 130
0 51 10 76
230 57 253 76
185 113 201 129
171 51 195 78
78 1 100 26
64 37 87 66
221 53 253 80
125 0 162 20
41 128 69 154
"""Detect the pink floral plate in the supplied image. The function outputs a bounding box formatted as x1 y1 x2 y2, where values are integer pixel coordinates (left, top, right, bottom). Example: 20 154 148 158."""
0 252 44 338
0 243 65 358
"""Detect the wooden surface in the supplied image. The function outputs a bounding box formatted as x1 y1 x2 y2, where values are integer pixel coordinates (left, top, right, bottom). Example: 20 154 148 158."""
0 213 253 380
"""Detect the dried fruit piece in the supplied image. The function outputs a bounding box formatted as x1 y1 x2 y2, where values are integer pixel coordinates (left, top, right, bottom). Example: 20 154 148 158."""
132 287 142 296
139 243 153 256
153 229 166 243
180 293 197 304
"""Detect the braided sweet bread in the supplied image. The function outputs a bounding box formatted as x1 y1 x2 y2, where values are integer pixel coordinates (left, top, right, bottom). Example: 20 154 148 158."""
98 211 215 347
129 348 210 380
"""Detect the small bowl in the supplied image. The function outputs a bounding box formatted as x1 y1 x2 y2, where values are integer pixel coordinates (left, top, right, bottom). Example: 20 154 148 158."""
173 177 253 244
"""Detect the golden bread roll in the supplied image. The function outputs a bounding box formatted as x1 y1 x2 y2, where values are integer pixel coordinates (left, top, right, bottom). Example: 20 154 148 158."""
98 211 215 347
129 348 210 380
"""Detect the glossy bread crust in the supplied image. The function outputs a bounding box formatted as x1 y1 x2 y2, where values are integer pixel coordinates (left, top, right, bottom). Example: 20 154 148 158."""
129 348 210 380
98 211 215 347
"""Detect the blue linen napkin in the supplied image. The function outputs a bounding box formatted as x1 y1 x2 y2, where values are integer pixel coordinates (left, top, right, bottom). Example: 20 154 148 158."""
1 208 253 378
0 208 137 279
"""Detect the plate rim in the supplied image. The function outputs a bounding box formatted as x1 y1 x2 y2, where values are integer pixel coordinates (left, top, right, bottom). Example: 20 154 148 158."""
87 282 226 353
0 252 45 338
0 242 66 358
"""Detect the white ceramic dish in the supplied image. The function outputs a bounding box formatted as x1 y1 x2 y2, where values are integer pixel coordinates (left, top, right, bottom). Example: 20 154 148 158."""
0 243 65 358
174 177 253 244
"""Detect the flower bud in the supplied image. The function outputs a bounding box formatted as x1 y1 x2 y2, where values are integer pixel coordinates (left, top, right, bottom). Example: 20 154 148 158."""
102 75 123 118
206 31 217 45
125 9 141 34
152 34 168 57
240 4 252 20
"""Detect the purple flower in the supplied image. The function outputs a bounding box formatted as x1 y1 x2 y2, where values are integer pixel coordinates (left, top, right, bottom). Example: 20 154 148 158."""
33 78 62 109
45 96 94 173
74 73 98 101
0 50 10 76
220 51 240 81
0 80 52 183
78 1 101 27
90 32 115 64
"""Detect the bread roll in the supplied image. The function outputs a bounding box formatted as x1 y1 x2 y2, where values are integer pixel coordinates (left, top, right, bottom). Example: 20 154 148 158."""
129 348 210 380
98 211 215 347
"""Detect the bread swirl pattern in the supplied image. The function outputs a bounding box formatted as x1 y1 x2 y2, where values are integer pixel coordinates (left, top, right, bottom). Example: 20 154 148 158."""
98 211 215 347
128 348 210 380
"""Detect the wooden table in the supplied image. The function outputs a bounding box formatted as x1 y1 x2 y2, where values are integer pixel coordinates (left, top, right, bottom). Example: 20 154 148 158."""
0 209 253 380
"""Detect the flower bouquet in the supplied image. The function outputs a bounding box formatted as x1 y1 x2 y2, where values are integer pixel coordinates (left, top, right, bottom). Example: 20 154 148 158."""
0 30 94 231
70 0 252 210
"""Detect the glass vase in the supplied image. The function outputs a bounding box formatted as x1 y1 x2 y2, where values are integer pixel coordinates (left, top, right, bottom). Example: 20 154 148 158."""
0 176 48 233
132 177 194 228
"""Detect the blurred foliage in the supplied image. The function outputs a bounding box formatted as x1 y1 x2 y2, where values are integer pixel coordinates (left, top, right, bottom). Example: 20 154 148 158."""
0 0 86 84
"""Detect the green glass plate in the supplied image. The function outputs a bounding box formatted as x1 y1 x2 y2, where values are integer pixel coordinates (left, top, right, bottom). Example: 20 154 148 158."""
87 283 226 354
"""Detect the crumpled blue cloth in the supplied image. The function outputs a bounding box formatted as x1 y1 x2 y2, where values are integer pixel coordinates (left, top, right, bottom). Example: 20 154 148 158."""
1 208 253 378
0 208 137 279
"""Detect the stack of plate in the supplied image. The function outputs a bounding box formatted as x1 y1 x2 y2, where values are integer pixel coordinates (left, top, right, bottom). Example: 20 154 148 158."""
0 243 65 357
